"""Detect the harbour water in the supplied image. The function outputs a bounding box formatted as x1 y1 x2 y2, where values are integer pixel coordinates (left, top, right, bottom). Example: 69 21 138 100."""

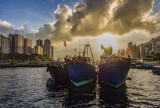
0 68 160 107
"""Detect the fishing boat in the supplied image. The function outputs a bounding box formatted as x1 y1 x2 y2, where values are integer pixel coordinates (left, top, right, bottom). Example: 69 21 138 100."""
47 60 69 84
152 65 160 74
65 44 96 87
98 46 131 88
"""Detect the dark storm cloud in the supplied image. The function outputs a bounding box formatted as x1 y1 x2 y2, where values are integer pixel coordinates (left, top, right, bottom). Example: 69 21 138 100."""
1 0 159 43
42 0 157 42
106 0 155 35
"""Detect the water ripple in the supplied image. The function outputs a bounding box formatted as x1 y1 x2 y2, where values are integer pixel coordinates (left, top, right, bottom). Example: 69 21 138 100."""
0 68 160 107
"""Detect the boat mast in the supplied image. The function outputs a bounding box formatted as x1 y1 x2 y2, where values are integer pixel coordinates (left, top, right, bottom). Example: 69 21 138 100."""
83 44 94 63
88 44 94 62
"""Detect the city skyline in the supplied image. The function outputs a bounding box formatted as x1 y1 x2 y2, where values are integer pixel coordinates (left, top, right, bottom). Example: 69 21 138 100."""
0 33 54 59
0 0 160 60
1 33 160 60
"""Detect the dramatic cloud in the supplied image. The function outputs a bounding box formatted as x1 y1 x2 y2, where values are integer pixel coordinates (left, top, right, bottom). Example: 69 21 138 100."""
35 23 55 40
149 12 160 33
106 0 154 35
0 19 13 35
0 0 160 43
33 0 159 43
33 5 72 41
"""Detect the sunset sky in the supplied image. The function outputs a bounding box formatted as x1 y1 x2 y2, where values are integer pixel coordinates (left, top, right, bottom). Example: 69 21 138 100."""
0 0 160 60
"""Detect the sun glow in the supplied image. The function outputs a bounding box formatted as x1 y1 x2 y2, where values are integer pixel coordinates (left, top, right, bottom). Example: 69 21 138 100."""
96 34 119 54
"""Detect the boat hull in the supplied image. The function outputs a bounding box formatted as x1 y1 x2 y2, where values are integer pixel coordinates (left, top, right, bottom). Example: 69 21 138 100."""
47 65 69 84
98 62 130 88
65 62 96 87
152 66 160 75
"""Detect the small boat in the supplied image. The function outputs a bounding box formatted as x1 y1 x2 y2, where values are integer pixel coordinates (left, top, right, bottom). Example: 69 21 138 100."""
65 44 96 87
135 63 143 69
152 65 160 74
142 62 155 69
47 61 69 84
98 46 131 88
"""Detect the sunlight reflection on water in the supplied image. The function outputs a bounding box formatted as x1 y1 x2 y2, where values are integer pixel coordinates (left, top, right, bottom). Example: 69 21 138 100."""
0 68 160 107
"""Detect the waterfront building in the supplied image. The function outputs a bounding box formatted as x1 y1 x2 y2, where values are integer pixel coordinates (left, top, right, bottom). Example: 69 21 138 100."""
155 41 160 53
128 42 137 59
132 44 136 59
0 34 10 54
36 39 43 48
128 36 160 59
24 38 32 55
128 42 133 58
44 39 51 58
31 48 34 54
9 34 24 54
149 38 156 54
145 47 149 56
34 46 43 55
140 43 145 59
151 38 156 51
136 45 140 59
51 46 54 59
0 35 2 53
0 35 3 53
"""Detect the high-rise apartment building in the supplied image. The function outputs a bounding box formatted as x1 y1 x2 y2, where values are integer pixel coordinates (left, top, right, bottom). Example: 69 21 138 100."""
151 38 155 51
0 35 2 53
9 34 24 54
145 47 149 55
34 46 43 55
44 39 51 57
31 48 34 54
128 42 138 59
128 42 133 57
36 39 43 48
132 44 136 59
136 45 140 58
24 38 32 55
0 34 10 54
155 41 160 53
140 43 145 59
51 46 54 59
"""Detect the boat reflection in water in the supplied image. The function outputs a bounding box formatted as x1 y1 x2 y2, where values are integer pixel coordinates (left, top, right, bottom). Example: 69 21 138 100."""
46 79 129 107
46 77 69 92
98 83 129 107
64 81 96 107
46 80 96 107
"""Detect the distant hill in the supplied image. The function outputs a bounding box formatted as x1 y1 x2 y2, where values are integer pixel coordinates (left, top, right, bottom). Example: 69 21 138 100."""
143 35 160 47
154 35 160 42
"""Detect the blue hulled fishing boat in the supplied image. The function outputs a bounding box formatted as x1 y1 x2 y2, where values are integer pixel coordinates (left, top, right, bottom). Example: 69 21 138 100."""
65 44 96 87
98 46 131 88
